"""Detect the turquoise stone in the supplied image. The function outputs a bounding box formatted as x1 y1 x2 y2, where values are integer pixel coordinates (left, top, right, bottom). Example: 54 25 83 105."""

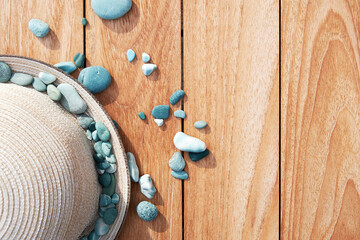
171 171 189 180
173 132 206 153
138 112 146 120
174 110 186 119
168 152 185 171
100 203 115 212
102 174 115 196
91 0 132 20
86 130 92 140
89 122 96 132
57 83 87 114
94 218 110 236
102 142 112 156
106 163 117 173
74 53 85 68
103 207 118 224
77 114 94 129
82 18 88 26
93 153 104 163
28 19 49 38
32 77 47 92
54 62 77 74
95 122 110 141
0 61 11 82
78 66 111 93
39 72 56 84
189 149 209 161
10 73 33 86
136 201 158 222
142 52 150 63
94 141 104 155
92 130 99 141
112 119 119 129
127 152 139 182
194 121 207 129
127 49 135 62
97 161 110 170
111 193 120 204
99 173 111 187
88 231 99 240
142 64 157 76
99 194 112 207
170 90 185 105
47 84 61 101
139 174 156 199
151 105 170 119
106 154 116 164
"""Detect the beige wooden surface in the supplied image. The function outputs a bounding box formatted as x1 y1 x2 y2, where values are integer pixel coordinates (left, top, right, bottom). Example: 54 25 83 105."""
0 0 279 239
281 0 360 239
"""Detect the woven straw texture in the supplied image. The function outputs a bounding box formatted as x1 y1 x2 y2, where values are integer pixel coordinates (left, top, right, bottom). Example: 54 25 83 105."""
0 55 130 240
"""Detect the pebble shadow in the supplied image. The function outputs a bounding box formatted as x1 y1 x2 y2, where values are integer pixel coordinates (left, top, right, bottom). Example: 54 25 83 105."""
95 76 120 105
186 150 217 169
101 3 140 33
39 29 60 50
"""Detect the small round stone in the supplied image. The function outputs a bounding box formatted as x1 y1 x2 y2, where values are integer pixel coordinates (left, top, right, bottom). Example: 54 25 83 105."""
97 161 110 170
0 61 11 83
95 122 110 141
47 84 61 101
103 207 118 225
106 154 116 164
111 193 120 204
171 170 189 180
99 194 112 207
138 112 146 120
82 17 88 26
189 149 210 161
32 77 47 92
142 64 157 76
99 173 111 187
39 72 56 84
86 129 93 140
10 73 33 86
174 110 186 119
92 130 99 141
102 174 115 196
127 49 135 62
94 141 104 155
54 62 77 74
142 52 150 63
77 114 94 129
29 19 49 38
78 66 111 93
91 0 132 20
152 105 170 119
94 218 110 236
93 153 104 163
106 163 117 173
102 142 112 156
194 121 207 129
168 152 185 171
170 90 185 105
136 201 158 221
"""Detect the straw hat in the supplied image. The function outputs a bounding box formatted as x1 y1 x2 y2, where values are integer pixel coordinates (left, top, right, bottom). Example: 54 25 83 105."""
0 55 130 239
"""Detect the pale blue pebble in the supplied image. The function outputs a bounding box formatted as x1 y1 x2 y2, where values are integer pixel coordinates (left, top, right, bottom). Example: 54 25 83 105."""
170 90 185 105
102 142 112 156
82 18 88 26
138 112 146 120
54 62 77 74
127 152 139 182
88 231 99 240
32 77 47 92
168 152 185 171
173 132 206 153
28 19 49 38
142 64 157 76
0 61 11 82
106 154 117 164
136 201 158 222
111 193 120 204
86 130 92 140
171 171 189 180
174 110 186 119
103 207 118 225
139 174 156 199
94 218 109 236
10 73 33 86
106 163 117 173
94 141 104 155
91 0 132 20
39 72 56 84
92 130 99 141
154 119 164 127
142 52 150 63
77 114 94 129
97 161 110 170
78 66 111 93
47 84 61 101
99 194 112 207
57 83 87 114
95 122 110 141
194 121 207 129
127 49 135 62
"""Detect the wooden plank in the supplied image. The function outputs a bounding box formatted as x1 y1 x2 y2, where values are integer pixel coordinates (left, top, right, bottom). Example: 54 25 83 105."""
183 0 279 239
85 0 182 239
281 1 360 239
0 0 83 66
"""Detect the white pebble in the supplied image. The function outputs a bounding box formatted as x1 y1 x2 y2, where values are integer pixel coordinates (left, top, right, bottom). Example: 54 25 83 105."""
139 174 156 199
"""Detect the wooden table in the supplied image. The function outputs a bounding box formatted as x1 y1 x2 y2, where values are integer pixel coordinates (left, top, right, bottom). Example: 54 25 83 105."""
0 0 279 239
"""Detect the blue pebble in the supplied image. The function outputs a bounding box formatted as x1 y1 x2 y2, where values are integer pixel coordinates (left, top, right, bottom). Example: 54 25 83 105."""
92 130 99 141
28 19 49 38
54 62 77 74
189 149 209 161
103 207 118 225
80 237 88 240
0 61 11 83
93 153 105 163
10 73 33 86
78 66 111 93
94 141 104 155
152 105 170 119
32 77 47 92
169 152 185 171
89 122 96 132
127 49 135 62
106 154 117 164
142 52 150 63
77 114 94 129
99 194 112 207
142 64 157 76
136 201 158 222
39 72 56 84
194 121 207 129
74 53 85 68
95 122 110 141
102 174 115 196
170 90 185 105
99 173 111 187
86 130 93 140
57 83 87 114
91 0 132 20
88 231 99 240
94 218 110 236
111 193 120 204
102 142 112 157
138 112 146 120
82 17 88 26
174 110 186 119
97 161 110 170
173 132 206 153
171 171 189 180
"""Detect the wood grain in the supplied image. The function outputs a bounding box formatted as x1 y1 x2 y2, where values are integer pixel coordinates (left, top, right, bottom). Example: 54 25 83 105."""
85 0 182 239
281 0 360 239
183 0 279 239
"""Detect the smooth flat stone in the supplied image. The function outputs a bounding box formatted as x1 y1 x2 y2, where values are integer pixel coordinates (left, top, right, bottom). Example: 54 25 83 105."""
82 18 88 26
74 53 85 68
174 110 186 119
91 0 132 20
142 52 150 63
78 66 111 93
94 153 105 163
54 62 77 74
57 83 87 114
28 19 49 38
142 64 157 76
173 132 206 153
170 90 185 105
10 73 33 86
194 121 207 129
103 207 118 225
154 119 164 127
92 130 99 141
99 194 112 207
152 105 170 119
106 163 117 173
94 218 109 236
139 174 156 199
136 201 158 222
171 171 189 180
32 77 47 92
111 193 120 204
94 141 104 156
138 112 146 120
127 49 135 62
99 173 111 187
101 142 112 156
168 152 185 171
102 174 115 196
77 114 94 129
0 61 11 82
106 154 117 164
95 122 110 141
97 161 110 170
39 72 56 84
47 84 61 101
189 149 210 161
88 231 99 240
127 152 139 182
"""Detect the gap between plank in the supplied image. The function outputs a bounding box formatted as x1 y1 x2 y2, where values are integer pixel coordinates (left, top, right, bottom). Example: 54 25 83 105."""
181 0 185 239
83 0 86 68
